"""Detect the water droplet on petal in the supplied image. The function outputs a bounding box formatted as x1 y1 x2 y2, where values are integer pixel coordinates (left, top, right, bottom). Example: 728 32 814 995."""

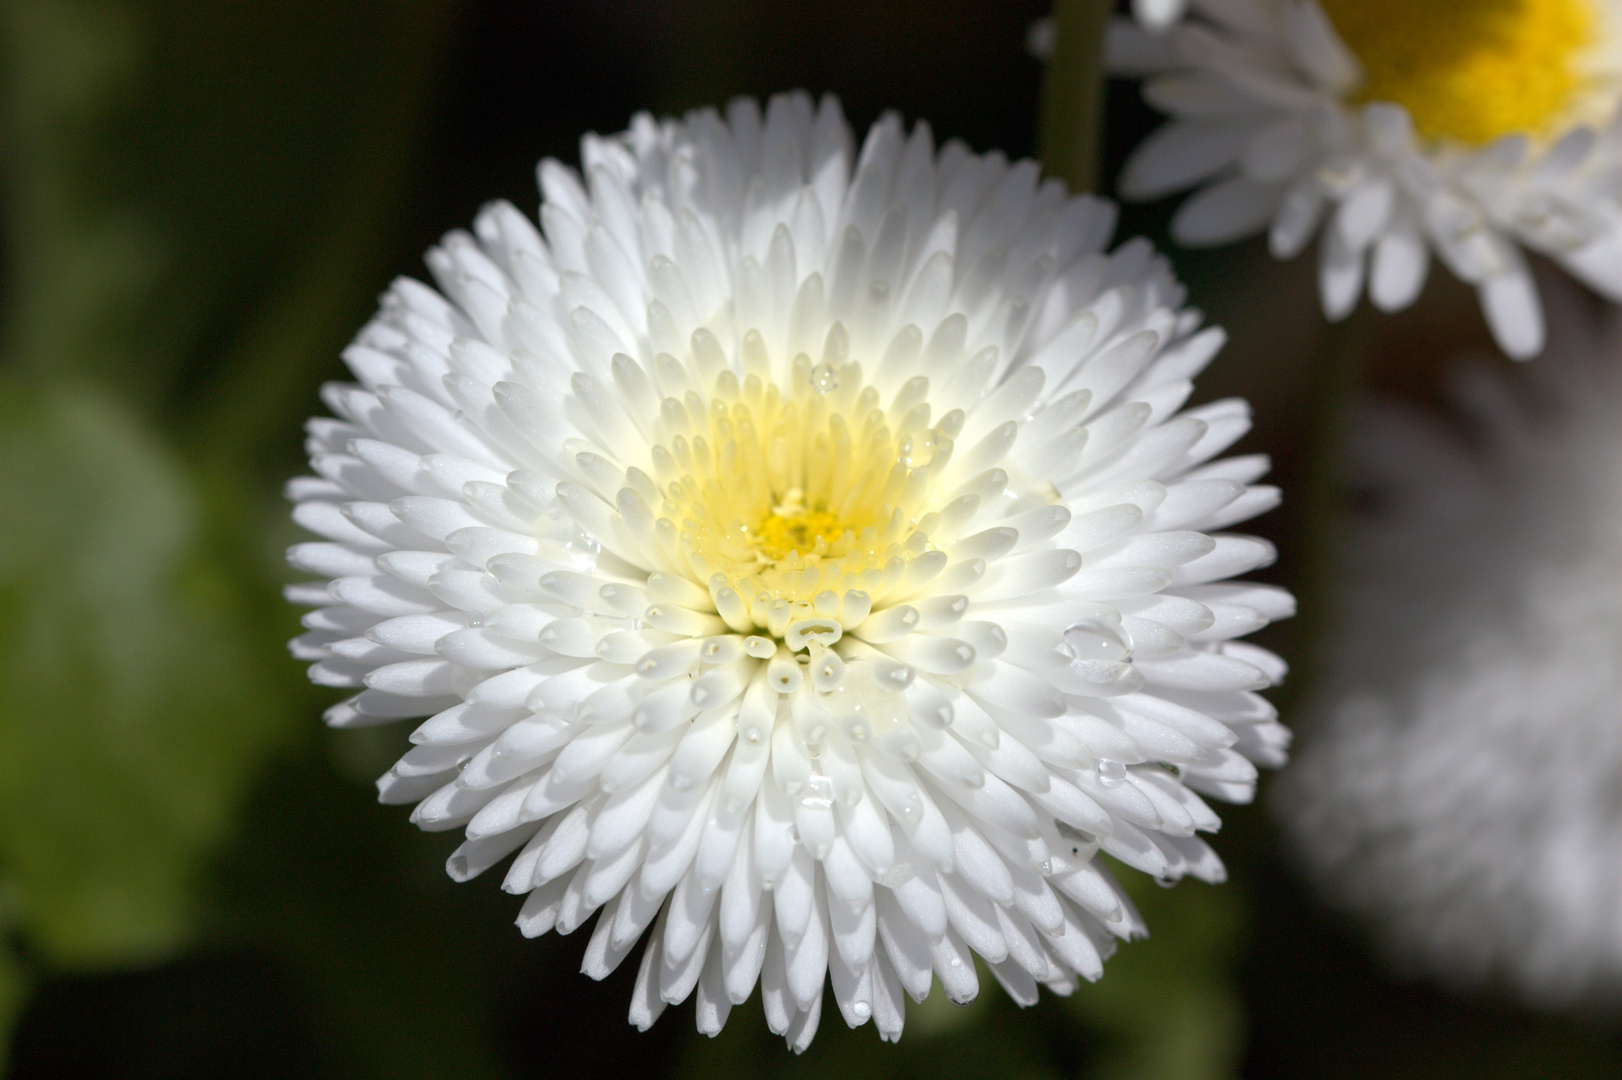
810 361 839 395
801 774 834 810
1097 759 1127 787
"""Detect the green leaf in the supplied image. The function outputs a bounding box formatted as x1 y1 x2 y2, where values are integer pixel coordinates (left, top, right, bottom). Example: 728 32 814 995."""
0 382 298 967
1062 865 1246 1080
0 0 454 978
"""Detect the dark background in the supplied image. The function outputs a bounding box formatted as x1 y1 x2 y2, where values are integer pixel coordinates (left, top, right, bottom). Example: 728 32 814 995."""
1 1 1617 1076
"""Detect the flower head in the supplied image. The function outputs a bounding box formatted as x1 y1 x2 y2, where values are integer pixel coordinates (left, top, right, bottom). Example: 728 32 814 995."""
1108 0 1622 358
287 92 1292 1048
1279 278 1622 1008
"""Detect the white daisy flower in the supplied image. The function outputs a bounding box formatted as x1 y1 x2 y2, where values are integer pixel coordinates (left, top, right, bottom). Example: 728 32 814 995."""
286 92 1292 1048
1279 280 1622 1006
1107 0 1622 359
1135 0 1192 33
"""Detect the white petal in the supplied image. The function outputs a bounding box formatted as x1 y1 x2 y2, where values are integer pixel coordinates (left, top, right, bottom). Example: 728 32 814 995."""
1369 224 1430 312
1479 269 1545 360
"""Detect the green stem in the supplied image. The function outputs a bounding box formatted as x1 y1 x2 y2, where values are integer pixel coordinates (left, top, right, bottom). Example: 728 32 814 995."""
1035 0 1114 195
1277 313 1369 718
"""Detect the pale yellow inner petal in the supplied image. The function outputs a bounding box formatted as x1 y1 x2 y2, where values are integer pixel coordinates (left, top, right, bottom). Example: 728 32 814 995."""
655 356 958 611
1321 0 1595 145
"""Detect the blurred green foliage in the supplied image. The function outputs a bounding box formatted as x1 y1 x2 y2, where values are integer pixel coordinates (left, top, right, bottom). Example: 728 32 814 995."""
0 383 288 964
0 0 451 1069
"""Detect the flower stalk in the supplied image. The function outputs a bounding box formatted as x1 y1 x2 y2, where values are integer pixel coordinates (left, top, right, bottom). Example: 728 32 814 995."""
1035 0 1113 194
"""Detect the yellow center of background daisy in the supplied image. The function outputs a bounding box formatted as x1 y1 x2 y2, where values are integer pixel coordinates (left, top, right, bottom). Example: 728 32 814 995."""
652 352 961 630
1322 0 1595 145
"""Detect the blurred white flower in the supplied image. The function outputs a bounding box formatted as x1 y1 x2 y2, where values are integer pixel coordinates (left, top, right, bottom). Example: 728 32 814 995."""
286 92 1292 1048
1107 0 1622 358
1135 0 1191 32
1279 279 1622 1007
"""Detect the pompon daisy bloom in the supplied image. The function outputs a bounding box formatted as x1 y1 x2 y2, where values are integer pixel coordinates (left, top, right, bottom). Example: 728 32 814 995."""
1106 0 1622 359
1279 279 1622 1006
286 92 1293 1049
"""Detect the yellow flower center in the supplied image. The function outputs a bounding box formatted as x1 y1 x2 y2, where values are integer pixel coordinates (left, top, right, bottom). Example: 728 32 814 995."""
1321 0 1596 145
751 493 849 562
652 351 961 633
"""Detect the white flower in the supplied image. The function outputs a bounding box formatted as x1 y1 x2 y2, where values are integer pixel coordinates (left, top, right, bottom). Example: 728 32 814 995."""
1107 0 1622 359
1135 0 1191 32
1278 278 1622 1006
286 92 1292 1048
1029 0 1187 55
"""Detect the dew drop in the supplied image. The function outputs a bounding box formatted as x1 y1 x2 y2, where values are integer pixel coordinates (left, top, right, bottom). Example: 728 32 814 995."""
810 361 839 395
1097 759 1127 787
852 1002 872 1020
801 774 834 811
877 665 913 692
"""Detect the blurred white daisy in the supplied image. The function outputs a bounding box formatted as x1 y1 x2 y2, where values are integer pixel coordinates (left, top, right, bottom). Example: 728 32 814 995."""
1279 279 1622 1006
1107 0 1622 359
286 92 1292 1048
1135 0 1191 32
